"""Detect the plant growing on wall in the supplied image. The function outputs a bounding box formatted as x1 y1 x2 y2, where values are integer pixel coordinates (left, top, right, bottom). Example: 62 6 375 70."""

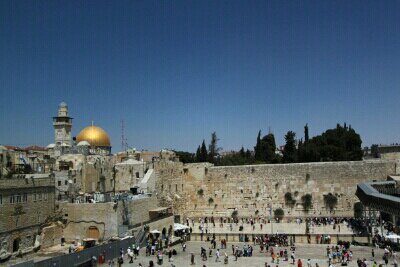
255 192 259 198
284 192 296 208
354 202 363 218
197 188 204 196
305 173 310 182
324 193 338 211
274 208 284 221
208 197 214 206
302 194 313 212
232 210 238 218
255 209 259 215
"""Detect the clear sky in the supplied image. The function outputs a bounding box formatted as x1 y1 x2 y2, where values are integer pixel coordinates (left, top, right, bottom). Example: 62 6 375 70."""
1 0 399 152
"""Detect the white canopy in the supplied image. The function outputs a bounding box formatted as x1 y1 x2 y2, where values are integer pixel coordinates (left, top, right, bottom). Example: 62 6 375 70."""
150 230 161 234
174 223 189 231
386 234 400 241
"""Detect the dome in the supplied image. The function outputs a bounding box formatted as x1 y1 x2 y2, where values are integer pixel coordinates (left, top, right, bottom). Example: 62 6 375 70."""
46 143 55 149
76 125 111 147
77 140 90 146
59 102 67 108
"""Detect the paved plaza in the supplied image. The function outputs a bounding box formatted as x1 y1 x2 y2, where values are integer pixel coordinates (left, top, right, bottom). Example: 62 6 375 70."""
108 241 391 267
190 222 353 235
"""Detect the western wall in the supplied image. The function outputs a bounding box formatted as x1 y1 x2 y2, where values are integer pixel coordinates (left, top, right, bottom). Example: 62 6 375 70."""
155 160 398 220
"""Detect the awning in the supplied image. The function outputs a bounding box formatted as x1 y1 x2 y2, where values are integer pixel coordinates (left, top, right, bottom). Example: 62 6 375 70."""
174 223 189 231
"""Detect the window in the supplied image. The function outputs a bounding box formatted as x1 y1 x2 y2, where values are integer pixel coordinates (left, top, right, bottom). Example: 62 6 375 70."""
10 195 22 204
64 180 68 185
44 193 48 201
38 193 42 201
33 193 37 202
58 181 61 186
74 179 76 184
0 194 2 205
175 184 178 192
136 172 139 178
23 193 27 203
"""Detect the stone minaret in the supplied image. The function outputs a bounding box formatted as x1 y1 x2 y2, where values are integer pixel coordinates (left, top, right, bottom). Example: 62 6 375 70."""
53 102 73 146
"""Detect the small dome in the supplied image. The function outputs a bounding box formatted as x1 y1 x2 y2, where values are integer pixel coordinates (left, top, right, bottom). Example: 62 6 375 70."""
77 141 90 146
76 125 111 147
61 143 70 147
46 144 55 149
59 102 67 107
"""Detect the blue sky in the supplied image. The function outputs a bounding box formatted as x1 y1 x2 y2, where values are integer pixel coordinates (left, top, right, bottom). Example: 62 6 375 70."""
0 0 399 152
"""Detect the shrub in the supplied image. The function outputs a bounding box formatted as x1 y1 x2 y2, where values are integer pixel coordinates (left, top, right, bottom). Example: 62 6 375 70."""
255 192 259 198
197 188 204 196
274 208 284 221
284 192 296 207
324 193 338 210
302 194 313 212
208 197 214 205
232 210 238 218
255 210 259 215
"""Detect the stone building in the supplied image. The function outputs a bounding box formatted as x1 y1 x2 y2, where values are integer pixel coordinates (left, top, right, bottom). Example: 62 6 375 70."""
0 174 55 260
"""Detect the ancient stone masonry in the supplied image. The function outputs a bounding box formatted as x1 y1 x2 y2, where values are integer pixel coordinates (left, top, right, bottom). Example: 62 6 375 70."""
155 160 396 219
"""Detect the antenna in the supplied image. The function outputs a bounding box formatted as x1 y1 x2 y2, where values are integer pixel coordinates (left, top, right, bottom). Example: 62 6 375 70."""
121 119 125 152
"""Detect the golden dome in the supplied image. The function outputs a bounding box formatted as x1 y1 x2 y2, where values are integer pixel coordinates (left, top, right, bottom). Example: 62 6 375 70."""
76 125 111 147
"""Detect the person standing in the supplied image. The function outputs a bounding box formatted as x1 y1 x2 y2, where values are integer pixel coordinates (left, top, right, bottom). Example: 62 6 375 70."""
297 258 302 267
191 253 195 265
216 249 221 262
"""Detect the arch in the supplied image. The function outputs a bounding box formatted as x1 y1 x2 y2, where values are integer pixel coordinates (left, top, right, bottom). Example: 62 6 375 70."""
13 238 21 252
87 226 100 240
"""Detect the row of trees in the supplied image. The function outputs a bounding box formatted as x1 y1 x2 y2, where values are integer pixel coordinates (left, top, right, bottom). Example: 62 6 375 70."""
174 123 363 165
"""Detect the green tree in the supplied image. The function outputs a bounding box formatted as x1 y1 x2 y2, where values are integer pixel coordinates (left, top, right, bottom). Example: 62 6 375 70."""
199 140 208 162
260 133 277 163
174 151 195 163
195 146 201 162
283 131 297 163
254 130 262 162
371 144 379 158
208 132 221 163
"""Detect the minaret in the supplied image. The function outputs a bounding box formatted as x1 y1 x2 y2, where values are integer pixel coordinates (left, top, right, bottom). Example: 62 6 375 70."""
53 102 73 146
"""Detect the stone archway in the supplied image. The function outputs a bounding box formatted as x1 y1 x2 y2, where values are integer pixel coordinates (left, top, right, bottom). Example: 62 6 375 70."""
86 226 100 240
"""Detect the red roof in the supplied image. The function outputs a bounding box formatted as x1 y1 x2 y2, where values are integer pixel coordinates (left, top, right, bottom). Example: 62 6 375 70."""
4 145 25 151
24 145 48 151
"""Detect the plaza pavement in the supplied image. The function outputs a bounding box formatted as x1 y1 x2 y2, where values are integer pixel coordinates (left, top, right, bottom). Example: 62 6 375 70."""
108 241 391 267
190 222 354 235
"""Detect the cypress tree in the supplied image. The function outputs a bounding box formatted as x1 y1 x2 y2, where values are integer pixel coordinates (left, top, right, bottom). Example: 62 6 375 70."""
200 140 208 162
195 146 201 162
283 131 297 163
254 130 262 161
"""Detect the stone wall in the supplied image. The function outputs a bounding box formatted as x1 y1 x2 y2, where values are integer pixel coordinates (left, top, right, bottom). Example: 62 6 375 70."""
155 160 396 219
124 196 158 226
60 196 159 241
60 202 118 241
40 223 64 249
114 161 147 192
